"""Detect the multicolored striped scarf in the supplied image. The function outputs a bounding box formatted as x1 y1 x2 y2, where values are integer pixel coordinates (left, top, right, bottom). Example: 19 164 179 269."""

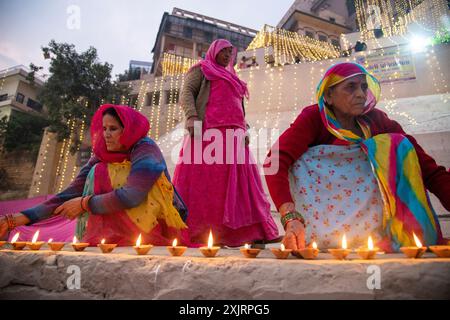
316 62 442 251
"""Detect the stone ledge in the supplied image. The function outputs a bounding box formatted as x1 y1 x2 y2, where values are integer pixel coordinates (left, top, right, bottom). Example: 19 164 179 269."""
1 247 449 300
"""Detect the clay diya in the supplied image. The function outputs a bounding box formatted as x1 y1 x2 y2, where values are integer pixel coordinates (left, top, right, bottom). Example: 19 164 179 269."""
47 238 65 251
328 234 352 260
71 236 89 252
26 230 45 250
133 234 153 255
10 232 26 250
297 241 319 260
167 238 187 257
97 238 117 253
355 236 379 260
429 245 450 258
400 233 427 259
270 243 292 259
199 230 220 257
240 243 261 258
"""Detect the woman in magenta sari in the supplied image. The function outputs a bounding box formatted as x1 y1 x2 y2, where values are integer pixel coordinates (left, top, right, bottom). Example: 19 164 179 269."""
173 39 279 247
0 105 188 246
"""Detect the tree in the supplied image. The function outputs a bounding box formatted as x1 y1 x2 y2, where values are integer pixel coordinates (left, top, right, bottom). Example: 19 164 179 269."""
0 111 49 156
117 68 141 82
28 40 130 151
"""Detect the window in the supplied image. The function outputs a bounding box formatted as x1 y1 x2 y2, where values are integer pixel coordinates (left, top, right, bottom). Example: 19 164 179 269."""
165 89 179 104
331 39 340 48
305 31 315 39
167 43 175 51
175 46 193 58
329 17 336 23
183 26 193 39
204 31 213 42
318 34 328 42
129 95 139 107
148 91 161 106
0 94 8 102
16 93 25 104
26 98 43 111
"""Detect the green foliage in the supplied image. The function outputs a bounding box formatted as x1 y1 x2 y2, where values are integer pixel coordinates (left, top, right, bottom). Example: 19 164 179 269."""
432 28 450 45
117 68 141 81
28 40 129 147
0 110 49 156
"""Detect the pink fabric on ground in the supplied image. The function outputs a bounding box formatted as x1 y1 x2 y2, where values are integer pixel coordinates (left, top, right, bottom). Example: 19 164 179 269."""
173 78 279 246
7 215 76 242
1 195 76 242
0 195 53 216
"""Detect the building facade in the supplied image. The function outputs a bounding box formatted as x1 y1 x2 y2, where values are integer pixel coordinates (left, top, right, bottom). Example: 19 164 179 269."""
150 7 258 76
277 0 356 48
0 65 45 123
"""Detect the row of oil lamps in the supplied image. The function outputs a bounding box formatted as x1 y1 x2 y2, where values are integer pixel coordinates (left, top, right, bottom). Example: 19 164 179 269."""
1 230 449 260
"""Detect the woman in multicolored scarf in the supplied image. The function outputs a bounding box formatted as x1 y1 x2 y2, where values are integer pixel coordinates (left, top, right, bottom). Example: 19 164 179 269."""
173 39 279 247
0 105 188 246
264 62 449 252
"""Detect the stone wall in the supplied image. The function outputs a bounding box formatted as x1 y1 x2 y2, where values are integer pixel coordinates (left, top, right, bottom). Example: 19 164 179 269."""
0 149 36 200
0 247 449 299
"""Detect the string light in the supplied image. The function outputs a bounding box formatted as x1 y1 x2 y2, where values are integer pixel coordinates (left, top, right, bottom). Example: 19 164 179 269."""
247 24 340 66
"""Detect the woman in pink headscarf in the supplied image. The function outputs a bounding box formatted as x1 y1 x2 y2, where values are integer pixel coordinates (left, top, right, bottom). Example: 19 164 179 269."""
173 39 279 247
1 105 188 246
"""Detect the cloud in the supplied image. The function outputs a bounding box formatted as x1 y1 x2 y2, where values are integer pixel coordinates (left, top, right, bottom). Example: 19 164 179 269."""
0 41 24 67
0 40 49 74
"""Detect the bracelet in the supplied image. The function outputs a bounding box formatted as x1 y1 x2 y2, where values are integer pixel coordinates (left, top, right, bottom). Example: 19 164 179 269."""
81 196 91 213
80 197 85 211
281 211 305 230
5 214 17 231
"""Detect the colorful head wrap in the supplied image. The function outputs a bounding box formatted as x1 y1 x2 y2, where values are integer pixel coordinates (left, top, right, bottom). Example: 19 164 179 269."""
316 62 380 143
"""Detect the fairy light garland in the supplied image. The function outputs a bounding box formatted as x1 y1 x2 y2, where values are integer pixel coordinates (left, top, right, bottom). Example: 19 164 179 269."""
148 78 159 137
34 130 51 195
247 25 340 66
58 118 76 192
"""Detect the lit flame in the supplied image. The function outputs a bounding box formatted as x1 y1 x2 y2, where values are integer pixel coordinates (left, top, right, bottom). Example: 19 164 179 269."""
48 238 53 243
207 230 213 248
413 232 422 248
11 232 20 243
312 241 318 250
172 238 178 247
245 244 249 249
368 236 374 251
281 243 285 251
72 236 77 244
342 234 347 249
101 239 105 245
31 230 40 244
136 234 142 247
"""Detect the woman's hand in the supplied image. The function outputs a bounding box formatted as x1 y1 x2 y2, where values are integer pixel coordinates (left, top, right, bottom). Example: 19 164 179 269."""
186 116 199 137
279 202 305 251
0 213 31 239
53 197 84 220
282 219 306 251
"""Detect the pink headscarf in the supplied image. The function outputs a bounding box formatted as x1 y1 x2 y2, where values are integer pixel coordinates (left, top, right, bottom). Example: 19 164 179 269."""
190 39 249 99
90 104 150 163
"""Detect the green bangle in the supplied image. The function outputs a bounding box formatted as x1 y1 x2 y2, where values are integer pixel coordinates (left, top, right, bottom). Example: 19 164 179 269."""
281 211 305 229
